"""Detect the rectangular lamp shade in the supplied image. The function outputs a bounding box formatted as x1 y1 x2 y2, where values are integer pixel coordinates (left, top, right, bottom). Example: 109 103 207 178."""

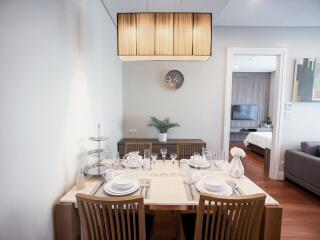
117 12 212 61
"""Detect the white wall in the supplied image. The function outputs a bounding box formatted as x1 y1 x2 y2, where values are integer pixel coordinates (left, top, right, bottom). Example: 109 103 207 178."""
123 27 320 169
0 0 122 239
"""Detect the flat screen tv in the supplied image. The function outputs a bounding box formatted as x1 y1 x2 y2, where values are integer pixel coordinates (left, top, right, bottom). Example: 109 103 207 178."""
232 105 259 120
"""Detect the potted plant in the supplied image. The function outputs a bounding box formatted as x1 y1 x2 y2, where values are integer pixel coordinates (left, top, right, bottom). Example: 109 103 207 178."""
147 116 179 142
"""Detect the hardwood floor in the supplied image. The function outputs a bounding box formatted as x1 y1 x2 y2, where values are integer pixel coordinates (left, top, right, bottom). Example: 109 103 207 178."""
153 143 320 239
231 142 320 240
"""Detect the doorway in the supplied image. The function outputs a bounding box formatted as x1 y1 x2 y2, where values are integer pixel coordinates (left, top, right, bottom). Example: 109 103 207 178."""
223 48 287 180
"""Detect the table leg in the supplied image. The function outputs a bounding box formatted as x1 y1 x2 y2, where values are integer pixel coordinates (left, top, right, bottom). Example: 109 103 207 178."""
53 202 81 240
260 205 282 240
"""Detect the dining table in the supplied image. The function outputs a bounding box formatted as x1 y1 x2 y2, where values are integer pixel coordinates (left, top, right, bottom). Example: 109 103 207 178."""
53 160 282 240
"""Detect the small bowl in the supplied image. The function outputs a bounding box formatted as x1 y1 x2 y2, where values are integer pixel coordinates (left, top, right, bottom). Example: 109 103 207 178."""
202 176 226 192
112 174 135 190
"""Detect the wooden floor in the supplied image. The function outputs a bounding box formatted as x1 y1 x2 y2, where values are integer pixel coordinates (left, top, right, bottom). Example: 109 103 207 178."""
153 143 320 240
232 142 320 240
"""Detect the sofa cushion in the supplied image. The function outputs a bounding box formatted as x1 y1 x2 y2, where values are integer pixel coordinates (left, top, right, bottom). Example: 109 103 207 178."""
301 142 320 156
317 146 320 157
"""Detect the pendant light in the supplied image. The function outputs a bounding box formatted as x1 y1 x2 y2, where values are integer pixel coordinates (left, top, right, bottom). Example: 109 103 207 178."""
117 0 212 61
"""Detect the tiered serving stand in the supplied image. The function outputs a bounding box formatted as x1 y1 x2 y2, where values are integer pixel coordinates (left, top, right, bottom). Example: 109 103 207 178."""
84 124 109 177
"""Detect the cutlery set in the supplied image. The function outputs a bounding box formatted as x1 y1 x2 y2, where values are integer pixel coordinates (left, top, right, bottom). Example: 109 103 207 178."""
140 180 151 199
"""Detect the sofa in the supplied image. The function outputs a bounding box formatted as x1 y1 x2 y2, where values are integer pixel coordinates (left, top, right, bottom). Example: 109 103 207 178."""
285 141 320 197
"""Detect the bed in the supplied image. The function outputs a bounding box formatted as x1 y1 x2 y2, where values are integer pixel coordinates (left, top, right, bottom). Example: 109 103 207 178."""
244 132 272 172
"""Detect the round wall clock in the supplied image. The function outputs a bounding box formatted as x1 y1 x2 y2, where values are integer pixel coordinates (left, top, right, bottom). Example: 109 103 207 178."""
165 70 184 90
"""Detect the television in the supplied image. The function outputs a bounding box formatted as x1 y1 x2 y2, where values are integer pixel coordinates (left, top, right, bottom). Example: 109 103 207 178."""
232 105 259 120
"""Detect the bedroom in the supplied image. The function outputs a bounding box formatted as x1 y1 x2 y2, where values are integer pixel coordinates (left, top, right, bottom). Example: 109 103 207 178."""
229 55 276 174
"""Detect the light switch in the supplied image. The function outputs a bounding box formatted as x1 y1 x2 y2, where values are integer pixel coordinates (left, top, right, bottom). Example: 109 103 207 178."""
129 129 137 134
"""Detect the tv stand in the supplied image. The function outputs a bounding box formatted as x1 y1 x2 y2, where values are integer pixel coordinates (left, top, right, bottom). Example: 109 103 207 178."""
230 127 272 142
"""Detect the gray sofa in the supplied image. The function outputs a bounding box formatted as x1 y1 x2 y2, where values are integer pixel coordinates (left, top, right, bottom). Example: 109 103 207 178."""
285 142 320 197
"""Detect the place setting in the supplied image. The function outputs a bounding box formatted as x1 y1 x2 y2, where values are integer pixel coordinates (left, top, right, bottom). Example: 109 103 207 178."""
95 170 151 198
183 170 243 201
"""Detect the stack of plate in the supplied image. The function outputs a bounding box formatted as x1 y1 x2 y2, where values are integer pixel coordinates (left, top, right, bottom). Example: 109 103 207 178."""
122 157 143 168
188 157 210 169
104 174 140 196
195 175 233 196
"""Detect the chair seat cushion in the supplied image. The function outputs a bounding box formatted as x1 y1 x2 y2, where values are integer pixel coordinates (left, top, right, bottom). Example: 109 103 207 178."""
180 213 196 240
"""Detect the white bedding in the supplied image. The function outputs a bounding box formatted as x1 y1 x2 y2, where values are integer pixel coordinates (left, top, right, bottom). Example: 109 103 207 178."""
244 132 272 149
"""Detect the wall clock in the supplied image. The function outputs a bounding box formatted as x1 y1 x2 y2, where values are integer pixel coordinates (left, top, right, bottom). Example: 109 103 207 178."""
165 70 184 90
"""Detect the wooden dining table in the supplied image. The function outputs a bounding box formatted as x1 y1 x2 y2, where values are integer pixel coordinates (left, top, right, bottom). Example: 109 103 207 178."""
53 160 282 240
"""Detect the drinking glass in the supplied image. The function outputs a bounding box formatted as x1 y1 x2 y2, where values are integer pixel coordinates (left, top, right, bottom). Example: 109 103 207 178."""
143 149 151 170
113 151 120 169
160 148 167 163
170 153 177 165
203 151 213 168
193 152 201 168
213 150 225 171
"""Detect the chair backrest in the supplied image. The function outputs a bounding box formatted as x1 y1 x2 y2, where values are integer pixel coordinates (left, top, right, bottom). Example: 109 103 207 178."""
124 142 152 155
194 193 266 240
177 143 204 159
76 193 146 240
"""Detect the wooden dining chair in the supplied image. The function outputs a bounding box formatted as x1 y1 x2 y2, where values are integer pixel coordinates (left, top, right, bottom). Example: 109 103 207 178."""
76 193 147 240
124 142 152 155
177 143 204 159
181 193 266 240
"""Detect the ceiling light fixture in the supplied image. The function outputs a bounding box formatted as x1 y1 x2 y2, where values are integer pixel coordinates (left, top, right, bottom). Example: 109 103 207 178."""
117 1 212 61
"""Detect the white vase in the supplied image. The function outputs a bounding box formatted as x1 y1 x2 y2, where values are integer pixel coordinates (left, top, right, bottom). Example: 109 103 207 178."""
159 133 167 142
229 156 244 178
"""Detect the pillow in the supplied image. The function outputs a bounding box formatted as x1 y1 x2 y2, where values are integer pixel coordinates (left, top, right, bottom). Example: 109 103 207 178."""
301 142 320 156
317 146 320 157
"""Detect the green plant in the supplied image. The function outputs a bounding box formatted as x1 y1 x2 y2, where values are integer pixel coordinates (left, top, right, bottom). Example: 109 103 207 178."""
147 116 179 133
265 116 272 125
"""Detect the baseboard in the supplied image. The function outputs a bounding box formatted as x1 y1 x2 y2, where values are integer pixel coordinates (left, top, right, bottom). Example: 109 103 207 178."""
278 171 284 180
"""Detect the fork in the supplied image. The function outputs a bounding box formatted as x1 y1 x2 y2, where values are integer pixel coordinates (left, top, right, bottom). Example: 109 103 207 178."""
226 180 242 196
140 184 145 195
144 180 151 199
187 183 194 200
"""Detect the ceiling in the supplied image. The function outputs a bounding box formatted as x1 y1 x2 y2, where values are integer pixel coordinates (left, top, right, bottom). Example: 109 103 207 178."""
233 56 277 72
105 0 320 27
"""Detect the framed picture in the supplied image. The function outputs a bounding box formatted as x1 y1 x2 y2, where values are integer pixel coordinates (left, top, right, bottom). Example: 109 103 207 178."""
293 58 320 102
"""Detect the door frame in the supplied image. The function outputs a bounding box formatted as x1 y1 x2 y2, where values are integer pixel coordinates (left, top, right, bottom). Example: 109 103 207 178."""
223 48 287 180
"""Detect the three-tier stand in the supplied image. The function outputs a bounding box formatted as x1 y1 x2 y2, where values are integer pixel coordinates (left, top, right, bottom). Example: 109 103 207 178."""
84 124 109 176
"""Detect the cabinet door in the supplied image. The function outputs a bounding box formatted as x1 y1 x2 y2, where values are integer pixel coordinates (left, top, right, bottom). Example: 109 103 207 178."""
193 13 212 56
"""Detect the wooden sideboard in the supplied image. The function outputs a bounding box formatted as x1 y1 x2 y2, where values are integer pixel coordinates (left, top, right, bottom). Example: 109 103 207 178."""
117 138 206 159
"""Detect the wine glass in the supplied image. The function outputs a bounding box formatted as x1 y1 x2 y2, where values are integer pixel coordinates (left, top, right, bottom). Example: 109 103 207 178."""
151 153 157 164
160 148 167 163
170 153 177 165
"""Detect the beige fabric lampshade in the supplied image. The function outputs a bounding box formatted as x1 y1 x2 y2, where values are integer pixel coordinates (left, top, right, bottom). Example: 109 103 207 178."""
117 12 212 61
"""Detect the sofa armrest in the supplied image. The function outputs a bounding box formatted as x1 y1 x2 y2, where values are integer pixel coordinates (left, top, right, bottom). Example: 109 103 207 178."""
285 149 320 189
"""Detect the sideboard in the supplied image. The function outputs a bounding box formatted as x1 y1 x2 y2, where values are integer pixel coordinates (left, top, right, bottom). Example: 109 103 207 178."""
117 138 206 159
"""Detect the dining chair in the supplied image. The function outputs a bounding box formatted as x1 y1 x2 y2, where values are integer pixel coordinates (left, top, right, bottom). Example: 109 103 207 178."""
124 142 152 155
177 143 204 159
76 193 152 240
180 193 266 240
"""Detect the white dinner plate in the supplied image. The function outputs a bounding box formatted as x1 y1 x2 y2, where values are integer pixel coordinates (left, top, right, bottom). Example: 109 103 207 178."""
187 159 210 169
195 180 233 196
104 179 140 196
